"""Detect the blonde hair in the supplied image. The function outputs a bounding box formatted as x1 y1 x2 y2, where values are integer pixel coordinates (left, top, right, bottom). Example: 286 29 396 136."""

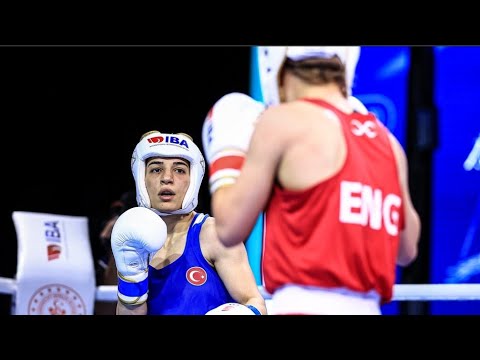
281 56 348 97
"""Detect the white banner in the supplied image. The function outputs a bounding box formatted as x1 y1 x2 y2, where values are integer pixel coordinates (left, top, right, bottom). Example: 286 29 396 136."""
12 211 96 315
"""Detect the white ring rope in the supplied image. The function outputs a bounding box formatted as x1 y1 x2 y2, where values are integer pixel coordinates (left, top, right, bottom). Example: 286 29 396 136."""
0 277 17 296
391 283 480 301
1 277 480 301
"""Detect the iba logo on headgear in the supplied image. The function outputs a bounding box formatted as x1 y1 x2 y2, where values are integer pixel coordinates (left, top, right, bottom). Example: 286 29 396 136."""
28 284 87 315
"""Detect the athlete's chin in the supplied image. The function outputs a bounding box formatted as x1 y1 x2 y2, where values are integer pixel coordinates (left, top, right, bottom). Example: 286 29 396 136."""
157 204 181 212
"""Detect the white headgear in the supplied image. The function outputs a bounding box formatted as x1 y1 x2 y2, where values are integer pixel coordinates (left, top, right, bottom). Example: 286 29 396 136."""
257 46 361 107
131 131 205 216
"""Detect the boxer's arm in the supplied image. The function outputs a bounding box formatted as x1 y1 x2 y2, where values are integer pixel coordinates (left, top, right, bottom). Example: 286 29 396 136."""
201 218 267 315
389 133 421 266
212 105 289 247
116 301 147 315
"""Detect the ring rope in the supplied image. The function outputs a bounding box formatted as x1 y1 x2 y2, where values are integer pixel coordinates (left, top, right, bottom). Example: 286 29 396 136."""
1 277 480 301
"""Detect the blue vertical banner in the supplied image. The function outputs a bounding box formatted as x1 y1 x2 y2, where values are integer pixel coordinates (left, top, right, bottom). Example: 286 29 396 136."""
430 46 480 314
246 46 264 286
354 46 410 147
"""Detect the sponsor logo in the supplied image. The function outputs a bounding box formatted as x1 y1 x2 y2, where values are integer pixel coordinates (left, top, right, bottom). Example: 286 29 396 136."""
28 284 87 315
45 221 62 261
351 119 377 138
355 94 397 133
47 244 61 261
147 135 189 149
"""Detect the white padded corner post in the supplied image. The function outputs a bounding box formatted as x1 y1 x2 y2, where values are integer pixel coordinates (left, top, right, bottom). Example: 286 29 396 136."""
12 211 96 315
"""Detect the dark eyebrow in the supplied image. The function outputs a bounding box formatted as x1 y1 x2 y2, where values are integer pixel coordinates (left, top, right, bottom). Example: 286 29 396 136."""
146 160 189 167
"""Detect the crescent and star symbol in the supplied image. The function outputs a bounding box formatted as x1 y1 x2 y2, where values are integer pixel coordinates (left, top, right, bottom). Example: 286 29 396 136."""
186 266 207 286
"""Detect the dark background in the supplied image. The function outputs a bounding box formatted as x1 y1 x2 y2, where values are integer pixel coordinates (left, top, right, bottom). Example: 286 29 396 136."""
0 46 251 313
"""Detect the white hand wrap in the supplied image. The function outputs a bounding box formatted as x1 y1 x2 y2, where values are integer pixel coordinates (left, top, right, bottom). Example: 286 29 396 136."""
202 92 265 194
111 207 167 305
205 303 261 315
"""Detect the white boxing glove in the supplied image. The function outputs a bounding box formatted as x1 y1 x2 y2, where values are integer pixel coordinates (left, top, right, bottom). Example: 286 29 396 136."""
202 92 265 194
111 207 167 305
205 303 261 315
348 95 369 115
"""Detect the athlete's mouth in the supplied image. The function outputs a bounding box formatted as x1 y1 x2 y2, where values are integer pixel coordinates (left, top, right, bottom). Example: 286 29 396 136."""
159 190 175 201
